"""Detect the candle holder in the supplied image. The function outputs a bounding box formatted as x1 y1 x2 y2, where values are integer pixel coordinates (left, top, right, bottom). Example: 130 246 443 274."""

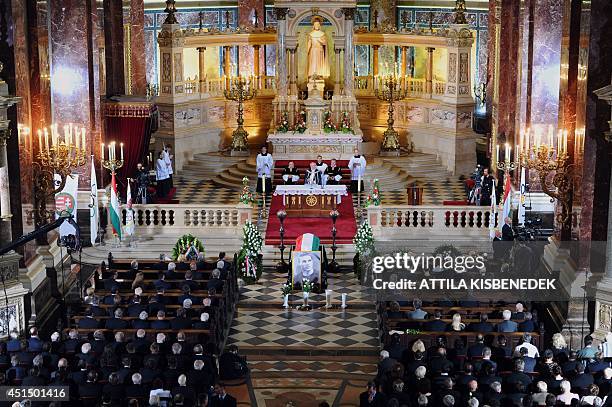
224 76 257 154
329 209 340 273
31 124 88 229
276 209 288 273
520 142 573 225
101 142 125 244
375 75 407 154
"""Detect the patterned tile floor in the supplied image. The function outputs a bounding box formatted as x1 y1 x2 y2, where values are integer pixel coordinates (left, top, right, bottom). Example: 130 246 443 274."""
173 176 466 206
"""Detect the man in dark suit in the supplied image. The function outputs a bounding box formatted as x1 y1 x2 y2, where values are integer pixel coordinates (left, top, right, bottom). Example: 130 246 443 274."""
467 334 487 359
210 382 237 407
182 271 200 292
518 311 536 332
502 217 514 241
103 271 119 290
359 381 387 407
496 310 518 332
468 314 494 333
78 371 103 399
105 308 129 330
27 327 43 352
103 286 120 305
132 311 150 329
22 366 46 386
219 345 249 380
571 362 595 392
424 311 447 331
6 331 21 352
207 269 224 293
127 296 146 317
503 359 532 393
150 310 171 330
78 310 101 329
170 308 192 330
153 271 172 291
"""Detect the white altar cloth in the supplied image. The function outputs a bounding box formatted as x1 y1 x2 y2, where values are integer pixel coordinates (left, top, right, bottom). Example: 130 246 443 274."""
274 185 348 205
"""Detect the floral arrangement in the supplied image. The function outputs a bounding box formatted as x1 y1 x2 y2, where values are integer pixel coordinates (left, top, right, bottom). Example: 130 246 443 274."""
238 176 255 205
277 111 290 133
237 221 263 283
353 222 375 257
294 110 307 134
302 279 312 293
323 110 337 133
281 282 292 296
405 329 421 335
365 179 382 207
340 112 354 134
171 234 205 261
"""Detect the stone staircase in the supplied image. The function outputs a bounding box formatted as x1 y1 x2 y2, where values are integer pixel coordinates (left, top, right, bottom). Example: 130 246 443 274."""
179 151 247 180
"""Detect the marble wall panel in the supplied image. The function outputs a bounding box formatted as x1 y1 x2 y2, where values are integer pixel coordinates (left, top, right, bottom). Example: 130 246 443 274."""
430 109 456 128
530 0 563 127
371 0 397 28
145 30 156 84
238 0 264 27
130 0 147 95
406 106 424 123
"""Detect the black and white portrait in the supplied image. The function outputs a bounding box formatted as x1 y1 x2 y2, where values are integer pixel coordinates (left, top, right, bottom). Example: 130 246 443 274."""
292 251 322 286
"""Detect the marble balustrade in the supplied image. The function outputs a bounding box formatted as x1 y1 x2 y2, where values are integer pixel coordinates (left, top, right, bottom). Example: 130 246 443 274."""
109 203 253 237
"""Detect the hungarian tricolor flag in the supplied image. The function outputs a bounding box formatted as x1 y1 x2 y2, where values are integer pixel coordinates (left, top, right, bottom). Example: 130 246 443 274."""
498 174 512 235
296 233 320 251
109 172 122 240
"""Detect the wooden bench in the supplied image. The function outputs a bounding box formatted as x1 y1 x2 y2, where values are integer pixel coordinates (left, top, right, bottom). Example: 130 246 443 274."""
388 331 541 350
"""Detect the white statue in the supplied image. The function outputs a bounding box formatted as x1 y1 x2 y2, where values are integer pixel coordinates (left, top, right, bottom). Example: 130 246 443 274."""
307 16 330 79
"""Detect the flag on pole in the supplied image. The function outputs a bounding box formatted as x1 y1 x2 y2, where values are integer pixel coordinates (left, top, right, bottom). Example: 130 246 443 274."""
498 174 512 234
90 156 98 245
518 167 526 225
125 180 135 237
489 179 497 240
296 233 320 251
109 172 122 240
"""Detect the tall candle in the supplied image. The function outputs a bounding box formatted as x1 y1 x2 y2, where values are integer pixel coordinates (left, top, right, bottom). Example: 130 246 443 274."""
37 130 42 152
44 128 49 152
262 175 266 193
101 143 105 160
496 145 500 163
358 174 362 192
108 144 112 161
563 129 568 154
120 143 124 161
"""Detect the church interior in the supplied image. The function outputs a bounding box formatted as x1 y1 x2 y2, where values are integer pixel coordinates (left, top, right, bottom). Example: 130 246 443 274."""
0 0 611 405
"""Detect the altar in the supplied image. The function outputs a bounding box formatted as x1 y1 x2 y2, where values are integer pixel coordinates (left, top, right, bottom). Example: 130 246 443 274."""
274 185 348 217
268 133 362 160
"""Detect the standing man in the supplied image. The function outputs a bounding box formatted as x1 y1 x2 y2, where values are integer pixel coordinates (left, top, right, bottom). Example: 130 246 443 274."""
256 146 274 195
315 155 328 186
502 217 514 241
480 168 495 206
305 162 322 186
135 163 150 204
324 158 343 185
163 144 174 190
348 148 367 193
156 152 169 198
282 161 300 185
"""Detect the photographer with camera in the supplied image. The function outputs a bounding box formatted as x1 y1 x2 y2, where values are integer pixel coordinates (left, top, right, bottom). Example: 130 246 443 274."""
219 344 249 380
135 162 150 204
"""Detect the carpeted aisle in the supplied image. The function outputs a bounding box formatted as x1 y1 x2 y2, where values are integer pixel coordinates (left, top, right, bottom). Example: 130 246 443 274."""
265 192 357 245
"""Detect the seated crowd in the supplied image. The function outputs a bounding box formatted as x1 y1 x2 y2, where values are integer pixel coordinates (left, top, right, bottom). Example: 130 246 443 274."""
0 253 246 406
360 300 612 407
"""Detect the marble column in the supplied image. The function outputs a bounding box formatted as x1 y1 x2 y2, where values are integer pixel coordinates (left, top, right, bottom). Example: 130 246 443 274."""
400 46 408 92
238 0 264 74
275 8 288 98
334 48 342 95
253 45 261 89
372 45 380 76
103 0 125 96
343 9 355 97
49 0 100 187
289 48 298 96
197 47 206 93
425 47 435 97
0 129 13 246
223 46 231 88
130 0 147 95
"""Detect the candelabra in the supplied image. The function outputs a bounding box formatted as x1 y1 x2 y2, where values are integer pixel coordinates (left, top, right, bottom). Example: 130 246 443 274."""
329 209 340 273
277 210 288 273
495 143 519 174
101 142 125 243
375 75 407 154
224 76 257 154
32 124 88 227
520 130 573 225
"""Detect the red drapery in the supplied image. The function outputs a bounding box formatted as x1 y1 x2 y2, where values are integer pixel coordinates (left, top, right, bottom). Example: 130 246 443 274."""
103 101 157 193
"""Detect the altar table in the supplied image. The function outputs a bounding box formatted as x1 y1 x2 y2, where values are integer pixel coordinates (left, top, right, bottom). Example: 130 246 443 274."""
274 185 348 217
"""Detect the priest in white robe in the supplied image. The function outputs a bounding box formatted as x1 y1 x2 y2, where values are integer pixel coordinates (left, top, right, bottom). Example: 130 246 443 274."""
348 148 366 193
256 146 274 195
305 162 322 186
315 155 328 187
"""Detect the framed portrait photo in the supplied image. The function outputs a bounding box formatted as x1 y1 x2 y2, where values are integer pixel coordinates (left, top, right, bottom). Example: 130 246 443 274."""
292 250 322 287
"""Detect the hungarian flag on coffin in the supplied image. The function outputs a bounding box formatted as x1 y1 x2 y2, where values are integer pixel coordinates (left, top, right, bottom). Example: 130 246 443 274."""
296 233 320 251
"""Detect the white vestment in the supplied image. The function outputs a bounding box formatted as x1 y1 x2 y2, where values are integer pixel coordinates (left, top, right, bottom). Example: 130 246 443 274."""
348 155 367 181
256 153 274 178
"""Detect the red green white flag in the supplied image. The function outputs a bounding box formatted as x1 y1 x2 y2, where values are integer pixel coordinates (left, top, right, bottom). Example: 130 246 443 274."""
109 172 122 240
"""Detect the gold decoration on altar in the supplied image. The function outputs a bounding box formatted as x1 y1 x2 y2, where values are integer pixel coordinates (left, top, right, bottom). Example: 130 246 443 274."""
305 195 318 207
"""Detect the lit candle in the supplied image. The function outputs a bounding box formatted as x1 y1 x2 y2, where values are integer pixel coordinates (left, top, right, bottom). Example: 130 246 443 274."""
37 130 42 151
496 144 500 163
557 130 562 152
101 143 105 160
262 175 266 193
515 144 519 160
504 143 509 161
108 143 112 161
547 124 554 148
563 129 568 154
120 142 124 161
358 173 362 192
525 127 530 153
44 128 49 152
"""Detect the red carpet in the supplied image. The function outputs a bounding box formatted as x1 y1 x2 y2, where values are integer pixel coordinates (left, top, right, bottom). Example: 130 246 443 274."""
265 193 357 245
